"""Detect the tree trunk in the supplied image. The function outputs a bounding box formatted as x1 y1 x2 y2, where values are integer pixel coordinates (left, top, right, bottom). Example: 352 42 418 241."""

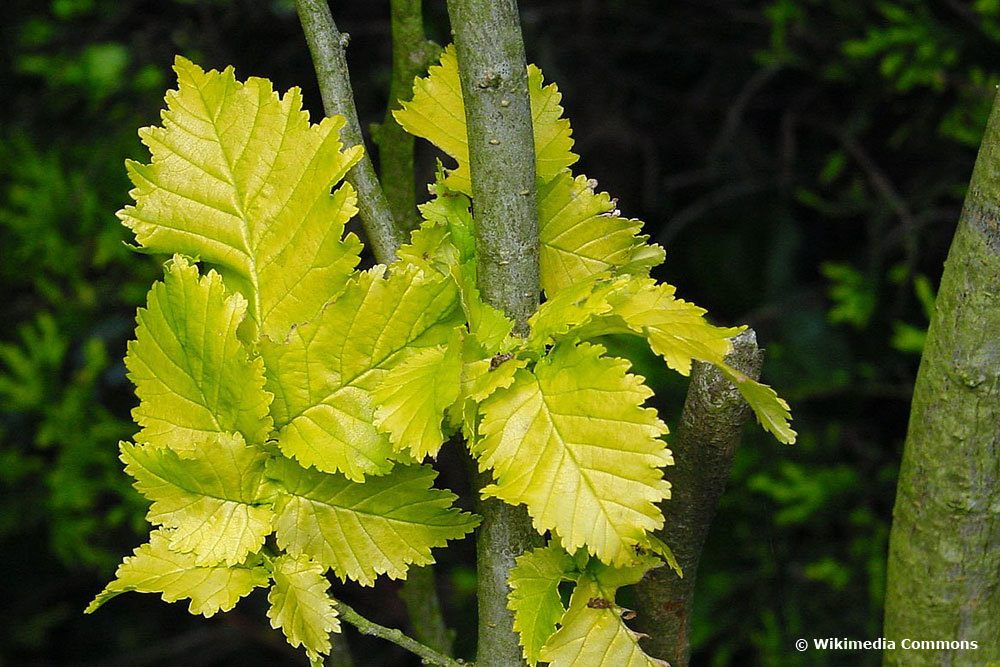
882 92 1000 666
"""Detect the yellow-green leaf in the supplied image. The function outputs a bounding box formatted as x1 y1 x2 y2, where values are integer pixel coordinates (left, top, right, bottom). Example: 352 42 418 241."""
373 330 464 460
451 263 517 357
476 342 671 565
261 265 461 480
508 543 578 665
607 279 796 443
540 557 666 667
538 173 664 296
533 276 796 444
127 256 273 452
121 433 275 566
608 278 744 376
267 457 478 585
445 339 528 441
527 274 623 351
267 553 340 662
121 57 363 338
394 45 577 194
641 533 683 579
86 531 269 617
720 365 797 444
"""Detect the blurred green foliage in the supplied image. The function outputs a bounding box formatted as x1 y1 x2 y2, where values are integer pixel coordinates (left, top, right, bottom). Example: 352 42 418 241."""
0 0 994 665
0 1 158 573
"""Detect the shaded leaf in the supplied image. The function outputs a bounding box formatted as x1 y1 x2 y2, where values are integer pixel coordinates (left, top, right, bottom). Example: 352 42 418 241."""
126 256 272 452
268 457 478 585
261 265 461 480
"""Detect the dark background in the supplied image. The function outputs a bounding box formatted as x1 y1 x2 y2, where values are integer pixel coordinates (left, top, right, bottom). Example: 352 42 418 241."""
1 1 995 665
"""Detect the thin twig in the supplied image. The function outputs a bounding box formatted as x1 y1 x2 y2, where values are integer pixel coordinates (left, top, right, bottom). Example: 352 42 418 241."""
334 600 470 667
657 179 774 245
295 0 404 264
832 126 919 268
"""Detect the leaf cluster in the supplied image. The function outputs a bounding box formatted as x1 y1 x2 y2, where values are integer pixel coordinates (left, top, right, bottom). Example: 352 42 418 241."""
91 51 793 663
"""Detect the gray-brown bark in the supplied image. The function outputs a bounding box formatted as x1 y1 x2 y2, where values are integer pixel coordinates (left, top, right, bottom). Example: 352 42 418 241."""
295 0 403 264
634 330 762 666
446 1 540 665
882 92 1000 666
447 0 540 336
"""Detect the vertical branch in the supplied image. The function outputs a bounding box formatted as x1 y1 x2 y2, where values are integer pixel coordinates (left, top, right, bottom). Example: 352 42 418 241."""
883 93 1000 666
295 0 403 264
374 0 440 231
325 632 355 667
447 0 540 334
446 1 540 665
399 565 455 656
371 3 455 647
634 330 762 666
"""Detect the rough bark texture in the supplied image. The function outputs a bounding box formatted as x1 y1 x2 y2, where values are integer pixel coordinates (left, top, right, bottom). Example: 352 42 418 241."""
374 0 439 231
634 330 762 666
883 93 1000 666
295 0 403 264
446 2 540 665
398 565 455 657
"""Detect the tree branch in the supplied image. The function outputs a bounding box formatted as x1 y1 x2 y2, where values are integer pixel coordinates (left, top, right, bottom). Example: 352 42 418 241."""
324 631 354 667
373 0 440 231
333 600 470 667
398 565 455 656
295 0 404 264
447 0 540 334
634 329 762 667
446 1 540 665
